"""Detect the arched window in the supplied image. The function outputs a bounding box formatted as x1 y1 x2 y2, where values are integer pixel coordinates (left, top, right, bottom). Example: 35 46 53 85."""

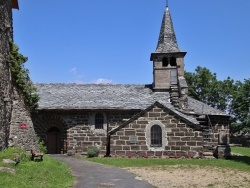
151 125 162 146
95 113 104 129
162 57 169 67
170 57 177 66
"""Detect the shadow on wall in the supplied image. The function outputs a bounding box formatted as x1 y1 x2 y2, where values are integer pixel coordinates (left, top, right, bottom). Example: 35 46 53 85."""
33 115 68 154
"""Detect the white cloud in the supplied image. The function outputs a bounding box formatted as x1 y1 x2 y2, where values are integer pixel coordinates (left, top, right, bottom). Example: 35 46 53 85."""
69 67 85 83
69 67 77 74
92 78 113 84
69 68 113 84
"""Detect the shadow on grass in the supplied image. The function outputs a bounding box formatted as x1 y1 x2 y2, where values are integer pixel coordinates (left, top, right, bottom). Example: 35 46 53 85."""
229 155 250 165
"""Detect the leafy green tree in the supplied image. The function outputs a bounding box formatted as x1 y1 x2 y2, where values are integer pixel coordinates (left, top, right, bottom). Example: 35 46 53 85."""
217 77 236 112
230 79 250 133
185 66 249 134
184 66 231 111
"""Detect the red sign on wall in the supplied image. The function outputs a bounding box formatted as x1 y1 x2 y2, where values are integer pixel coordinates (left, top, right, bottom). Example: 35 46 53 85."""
20 123 27 129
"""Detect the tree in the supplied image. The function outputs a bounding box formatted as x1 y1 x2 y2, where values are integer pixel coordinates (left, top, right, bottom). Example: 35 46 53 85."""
184 66 232 111
230 79 250 133
185 66 249 134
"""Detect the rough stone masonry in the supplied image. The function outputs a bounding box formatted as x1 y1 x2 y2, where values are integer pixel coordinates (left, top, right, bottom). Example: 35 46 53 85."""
0 0 37 151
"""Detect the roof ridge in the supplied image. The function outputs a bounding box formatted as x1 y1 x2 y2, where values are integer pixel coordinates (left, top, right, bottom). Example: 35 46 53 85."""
34 83 150 86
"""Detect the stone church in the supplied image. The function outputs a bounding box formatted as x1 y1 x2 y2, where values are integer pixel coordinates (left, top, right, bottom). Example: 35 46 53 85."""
32 5 231 158
1 1 230 158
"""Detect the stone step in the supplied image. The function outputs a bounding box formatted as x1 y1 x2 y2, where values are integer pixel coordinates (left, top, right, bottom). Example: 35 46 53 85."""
170 85 178 87
203 152 213 156
202 151 215 159
203 155 215 159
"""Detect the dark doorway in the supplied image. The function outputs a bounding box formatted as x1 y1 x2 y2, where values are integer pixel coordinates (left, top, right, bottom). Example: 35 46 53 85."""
46 127 61 154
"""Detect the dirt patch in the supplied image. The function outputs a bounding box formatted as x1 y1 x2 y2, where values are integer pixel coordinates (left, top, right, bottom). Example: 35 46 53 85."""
124 165 250 188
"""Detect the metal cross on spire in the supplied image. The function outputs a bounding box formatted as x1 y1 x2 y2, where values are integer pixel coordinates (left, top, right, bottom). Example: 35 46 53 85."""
166 0 169 7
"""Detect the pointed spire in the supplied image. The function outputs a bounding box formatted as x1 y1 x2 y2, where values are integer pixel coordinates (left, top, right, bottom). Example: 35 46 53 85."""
155 7 180 53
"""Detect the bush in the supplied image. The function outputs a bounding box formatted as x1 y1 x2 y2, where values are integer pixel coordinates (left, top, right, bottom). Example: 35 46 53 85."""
36 135 47 154
87 147 100 158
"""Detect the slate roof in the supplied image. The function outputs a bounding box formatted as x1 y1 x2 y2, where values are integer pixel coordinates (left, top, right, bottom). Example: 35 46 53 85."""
35 83 171 110
187 97 228 116
35 83 227 116
155 7 182 53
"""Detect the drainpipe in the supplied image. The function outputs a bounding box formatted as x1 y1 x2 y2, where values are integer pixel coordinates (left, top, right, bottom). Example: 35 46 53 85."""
105 113 110 157
106 135 111 157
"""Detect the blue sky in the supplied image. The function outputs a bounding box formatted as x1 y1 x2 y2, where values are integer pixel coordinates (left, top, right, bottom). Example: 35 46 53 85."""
13 0 250 84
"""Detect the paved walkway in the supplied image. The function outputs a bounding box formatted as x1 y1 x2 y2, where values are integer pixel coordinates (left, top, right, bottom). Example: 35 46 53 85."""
51 155 153 188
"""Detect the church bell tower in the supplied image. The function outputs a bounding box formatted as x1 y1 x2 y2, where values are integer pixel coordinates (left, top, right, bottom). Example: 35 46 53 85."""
150 6 187 92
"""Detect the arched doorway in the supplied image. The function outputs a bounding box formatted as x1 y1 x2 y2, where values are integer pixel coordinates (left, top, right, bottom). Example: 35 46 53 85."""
46 127 61 154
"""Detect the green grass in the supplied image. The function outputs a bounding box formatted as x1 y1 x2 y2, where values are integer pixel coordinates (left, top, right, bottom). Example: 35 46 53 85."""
87 147 250 172
231 146 250 156
0 147 74 188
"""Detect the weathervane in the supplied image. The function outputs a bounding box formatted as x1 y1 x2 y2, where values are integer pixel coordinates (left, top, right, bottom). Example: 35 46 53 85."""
166 0 169 7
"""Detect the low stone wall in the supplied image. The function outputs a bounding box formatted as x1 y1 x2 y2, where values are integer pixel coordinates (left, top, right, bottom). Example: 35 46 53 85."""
230 135 250 147
208 115 230 147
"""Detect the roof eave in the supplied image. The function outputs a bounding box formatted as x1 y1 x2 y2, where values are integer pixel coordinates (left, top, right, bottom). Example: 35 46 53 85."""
12 0 19 9
150 51 187 61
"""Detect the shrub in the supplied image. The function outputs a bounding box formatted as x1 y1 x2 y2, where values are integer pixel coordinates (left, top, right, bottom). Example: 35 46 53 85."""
36 135 47 154
9 41 39 112
87 147 100 158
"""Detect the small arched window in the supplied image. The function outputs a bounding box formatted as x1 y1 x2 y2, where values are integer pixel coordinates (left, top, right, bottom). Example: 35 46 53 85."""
95 113 104 129
151 125 162 147
170 57 177 66
162 57 169 67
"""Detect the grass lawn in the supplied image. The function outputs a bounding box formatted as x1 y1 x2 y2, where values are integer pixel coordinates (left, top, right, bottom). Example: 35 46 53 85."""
231 146 250 156
0 147 74 188
87 147 250 172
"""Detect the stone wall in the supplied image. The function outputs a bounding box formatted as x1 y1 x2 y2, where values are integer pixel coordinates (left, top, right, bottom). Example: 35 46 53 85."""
8 87 37 150
33 110 138 155
208 115 230 146
110 106 203 158
0 0 37 151
0 0 14 150
33 109 230 157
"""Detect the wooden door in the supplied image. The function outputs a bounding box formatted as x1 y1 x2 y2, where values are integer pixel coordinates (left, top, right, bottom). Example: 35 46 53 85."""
47 128 61 154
